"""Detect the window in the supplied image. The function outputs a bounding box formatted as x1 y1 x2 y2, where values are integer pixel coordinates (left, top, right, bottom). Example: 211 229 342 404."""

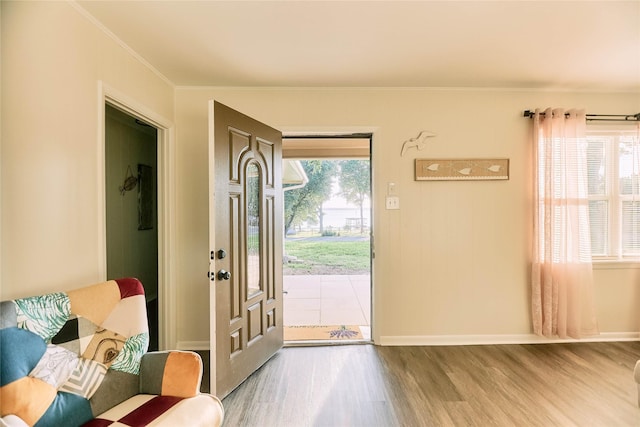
587 126 640 261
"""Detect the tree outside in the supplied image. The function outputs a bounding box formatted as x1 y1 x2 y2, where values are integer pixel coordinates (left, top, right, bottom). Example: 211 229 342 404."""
284 159 371 275
338 160 370 234
284 160 336 236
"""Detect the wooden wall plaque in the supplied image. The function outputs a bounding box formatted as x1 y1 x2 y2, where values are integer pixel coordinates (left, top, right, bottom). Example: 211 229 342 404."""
415 158 509 181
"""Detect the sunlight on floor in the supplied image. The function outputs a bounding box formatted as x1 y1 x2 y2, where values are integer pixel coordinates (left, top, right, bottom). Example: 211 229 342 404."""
283 274 371 341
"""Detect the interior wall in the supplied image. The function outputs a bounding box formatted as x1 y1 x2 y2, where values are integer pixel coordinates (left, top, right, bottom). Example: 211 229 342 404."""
175 87 640 345
1 1 174 298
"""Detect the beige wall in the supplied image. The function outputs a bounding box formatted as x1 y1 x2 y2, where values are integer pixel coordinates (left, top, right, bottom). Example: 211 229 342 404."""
175 88 640 345
1 2 174 298
2 1 638 348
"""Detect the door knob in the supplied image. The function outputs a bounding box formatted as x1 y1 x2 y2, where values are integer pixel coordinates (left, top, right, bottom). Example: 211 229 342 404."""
217 270 231 281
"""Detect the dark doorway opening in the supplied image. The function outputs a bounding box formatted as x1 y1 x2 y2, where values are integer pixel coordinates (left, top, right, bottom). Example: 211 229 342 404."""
105 104 159 351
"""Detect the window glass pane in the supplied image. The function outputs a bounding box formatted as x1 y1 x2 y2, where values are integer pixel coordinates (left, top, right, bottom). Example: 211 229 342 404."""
619 137 640 195
587 140 607 196
589 200 608 255
622 200 640 255
586 128 639 259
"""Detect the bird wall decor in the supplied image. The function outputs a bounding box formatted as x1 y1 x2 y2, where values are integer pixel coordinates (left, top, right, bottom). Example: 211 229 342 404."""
401 130 437 156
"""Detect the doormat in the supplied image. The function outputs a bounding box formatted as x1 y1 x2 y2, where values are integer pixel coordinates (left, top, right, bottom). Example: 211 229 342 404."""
284 325 363 341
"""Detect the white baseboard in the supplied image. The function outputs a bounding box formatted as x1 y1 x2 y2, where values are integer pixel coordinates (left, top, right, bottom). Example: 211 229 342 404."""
378 332 640 346
176 333 640 350
176 340 210 351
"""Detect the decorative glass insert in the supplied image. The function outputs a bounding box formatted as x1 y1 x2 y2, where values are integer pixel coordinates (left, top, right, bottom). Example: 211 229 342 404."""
246 162 261 298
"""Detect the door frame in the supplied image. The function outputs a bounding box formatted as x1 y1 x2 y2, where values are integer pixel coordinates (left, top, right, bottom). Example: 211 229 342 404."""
281 128 378 344
97 81 177 350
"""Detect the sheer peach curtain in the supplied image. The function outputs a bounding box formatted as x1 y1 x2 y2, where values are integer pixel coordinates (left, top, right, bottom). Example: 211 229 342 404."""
531 108 599 339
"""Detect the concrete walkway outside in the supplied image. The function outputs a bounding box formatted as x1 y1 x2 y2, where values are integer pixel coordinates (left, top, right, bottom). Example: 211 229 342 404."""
283 274 371 341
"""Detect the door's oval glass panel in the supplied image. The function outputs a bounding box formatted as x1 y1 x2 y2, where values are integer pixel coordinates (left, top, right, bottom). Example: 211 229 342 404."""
246 161 261 298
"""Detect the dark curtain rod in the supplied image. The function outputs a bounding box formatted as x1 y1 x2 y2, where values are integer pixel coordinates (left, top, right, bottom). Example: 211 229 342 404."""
523 110 640 122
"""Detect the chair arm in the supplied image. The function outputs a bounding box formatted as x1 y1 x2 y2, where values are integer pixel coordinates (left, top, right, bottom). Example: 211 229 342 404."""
0 415 29 427
139 351 203 398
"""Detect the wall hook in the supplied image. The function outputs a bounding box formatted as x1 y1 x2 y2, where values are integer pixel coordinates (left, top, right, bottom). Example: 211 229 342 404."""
119 165 138 196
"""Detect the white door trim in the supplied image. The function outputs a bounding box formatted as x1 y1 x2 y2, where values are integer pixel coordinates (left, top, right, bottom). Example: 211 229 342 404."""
97 81 177 350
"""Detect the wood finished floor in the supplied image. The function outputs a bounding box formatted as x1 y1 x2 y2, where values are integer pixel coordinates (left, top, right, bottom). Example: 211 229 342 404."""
212 342 640 426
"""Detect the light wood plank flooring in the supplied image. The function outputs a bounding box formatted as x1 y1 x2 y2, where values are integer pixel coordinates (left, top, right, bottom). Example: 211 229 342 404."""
212 342 640 426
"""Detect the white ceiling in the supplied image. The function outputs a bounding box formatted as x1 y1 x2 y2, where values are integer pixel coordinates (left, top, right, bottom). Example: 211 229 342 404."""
76 0 640 91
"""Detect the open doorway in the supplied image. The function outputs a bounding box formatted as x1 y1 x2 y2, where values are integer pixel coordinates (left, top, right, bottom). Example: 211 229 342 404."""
105 104 159 351
281 135 372 344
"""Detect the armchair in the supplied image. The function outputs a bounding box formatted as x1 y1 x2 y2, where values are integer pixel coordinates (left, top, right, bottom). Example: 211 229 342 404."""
0 278 223 426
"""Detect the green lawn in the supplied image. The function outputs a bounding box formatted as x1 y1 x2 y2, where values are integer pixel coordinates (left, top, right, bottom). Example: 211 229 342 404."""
283 236 371 275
